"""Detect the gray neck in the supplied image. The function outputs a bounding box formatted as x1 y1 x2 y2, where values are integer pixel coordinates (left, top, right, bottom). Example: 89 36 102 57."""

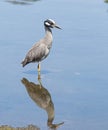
44 26 53 49
46 101 54 125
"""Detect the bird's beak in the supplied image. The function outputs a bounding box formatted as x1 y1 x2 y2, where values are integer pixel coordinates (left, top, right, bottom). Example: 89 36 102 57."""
55 24 62 29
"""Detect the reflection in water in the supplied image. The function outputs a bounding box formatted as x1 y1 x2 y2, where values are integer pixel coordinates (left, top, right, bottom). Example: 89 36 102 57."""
0 125 40 130
6 0 40 5
21 77 64 130
23 0 40 2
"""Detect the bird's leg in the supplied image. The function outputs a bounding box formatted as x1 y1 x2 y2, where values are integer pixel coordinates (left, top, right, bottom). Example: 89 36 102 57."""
37 62 41 72
37 62 41 79
38 77 42 88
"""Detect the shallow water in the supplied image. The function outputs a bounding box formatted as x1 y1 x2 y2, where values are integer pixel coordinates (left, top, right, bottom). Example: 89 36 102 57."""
0 0 108 130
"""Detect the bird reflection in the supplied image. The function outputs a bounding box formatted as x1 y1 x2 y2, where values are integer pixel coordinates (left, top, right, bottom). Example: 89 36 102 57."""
6 0 40 5
21 77 64 129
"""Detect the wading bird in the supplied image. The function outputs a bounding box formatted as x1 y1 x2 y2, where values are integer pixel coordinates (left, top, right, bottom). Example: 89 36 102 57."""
21 77 64 129
21 19 61 73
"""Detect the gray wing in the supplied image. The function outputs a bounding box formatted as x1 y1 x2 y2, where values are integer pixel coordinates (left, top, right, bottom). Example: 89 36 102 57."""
22 43 49 67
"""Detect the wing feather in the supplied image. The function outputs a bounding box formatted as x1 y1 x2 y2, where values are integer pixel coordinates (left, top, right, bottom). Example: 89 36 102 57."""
21 42 49 67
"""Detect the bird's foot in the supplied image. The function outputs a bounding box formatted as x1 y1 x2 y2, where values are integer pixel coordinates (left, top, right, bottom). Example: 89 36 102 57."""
38 75 41 79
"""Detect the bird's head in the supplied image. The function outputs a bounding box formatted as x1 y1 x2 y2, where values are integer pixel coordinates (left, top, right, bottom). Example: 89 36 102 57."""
44 19 61 29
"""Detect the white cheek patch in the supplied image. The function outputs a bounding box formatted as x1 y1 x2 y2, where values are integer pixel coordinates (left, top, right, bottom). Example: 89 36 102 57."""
45 22 50 26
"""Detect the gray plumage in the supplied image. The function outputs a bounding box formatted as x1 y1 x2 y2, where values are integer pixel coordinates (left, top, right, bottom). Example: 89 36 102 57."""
21 19 61 69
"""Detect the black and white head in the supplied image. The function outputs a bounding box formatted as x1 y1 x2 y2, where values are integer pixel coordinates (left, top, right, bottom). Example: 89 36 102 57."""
44 19 61 29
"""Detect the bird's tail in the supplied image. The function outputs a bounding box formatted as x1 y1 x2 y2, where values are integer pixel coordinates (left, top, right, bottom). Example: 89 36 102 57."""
21 59 27 67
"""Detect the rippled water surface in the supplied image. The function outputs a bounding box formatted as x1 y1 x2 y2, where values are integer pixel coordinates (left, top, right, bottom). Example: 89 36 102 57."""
0 0 108 130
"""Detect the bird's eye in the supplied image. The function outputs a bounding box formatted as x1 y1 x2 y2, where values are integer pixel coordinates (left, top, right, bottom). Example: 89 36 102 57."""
50 22 54 25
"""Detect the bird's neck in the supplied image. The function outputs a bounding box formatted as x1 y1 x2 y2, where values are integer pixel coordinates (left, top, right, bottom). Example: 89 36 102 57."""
44 26 53 48
46 101 54 126
45 25 52 33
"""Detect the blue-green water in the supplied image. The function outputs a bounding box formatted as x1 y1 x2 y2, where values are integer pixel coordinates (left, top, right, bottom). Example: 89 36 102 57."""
0 0 108 130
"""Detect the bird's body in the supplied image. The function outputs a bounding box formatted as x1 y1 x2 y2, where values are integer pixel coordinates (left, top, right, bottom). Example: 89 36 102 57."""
21 19 61 72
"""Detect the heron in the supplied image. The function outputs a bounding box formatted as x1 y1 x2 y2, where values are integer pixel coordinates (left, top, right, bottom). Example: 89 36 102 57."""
21 77 64 129
21 19 61 73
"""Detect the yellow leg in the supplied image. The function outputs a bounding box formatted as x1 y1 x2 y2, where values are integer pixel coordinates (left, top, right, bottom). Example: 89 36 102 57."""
37 62 41 79
38 77 42 88
37 62 41 72
38 72 41 80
